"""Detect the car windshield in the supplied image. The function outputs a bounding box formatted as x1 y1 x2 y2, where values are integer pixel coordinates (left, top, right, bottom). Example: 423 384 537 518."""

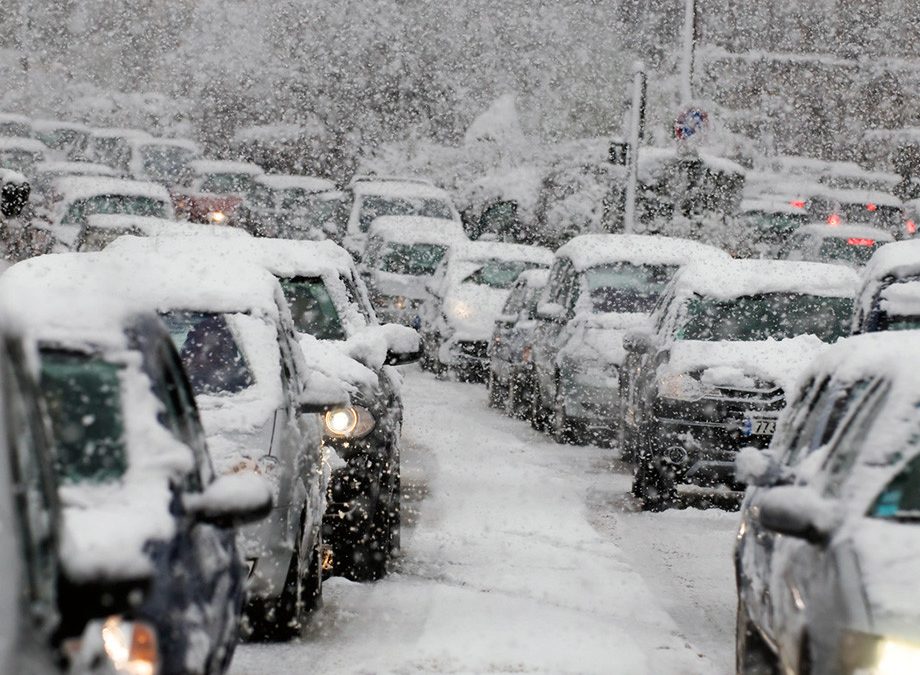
140 144 196 183
358 194 454 232
677 292 852 342
160 311 255 396
462 260 544 289
280 188 319 210
63 194 168 226
297 195 349 232
39 350 128 484
378 242 448 276
871 449 920 522
0 149 40 175
199 172 255 194
279 277 347 340
583 262 677 313
246 182 276 209
818 237 886 266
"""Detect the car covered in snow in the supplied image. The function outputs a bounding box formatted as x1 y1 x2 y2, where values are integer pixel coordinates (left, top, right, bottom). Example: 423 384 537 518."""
109 235 421 581
31 119 92 161
236 173 338 239
75 214 249 252
0 112 32 138
343 179 461 259
852 239 920 334
805 188 906 239
35 176 175 251
0 256 274 672
784 223 894 268
0 136 51 178
31 160 119 207
734 332 920 675
127 136 201 187
418 240 553 381
173 159 264 225
85 127 153 175
93 244 341 640
623 259 859 509
528 234 729 445
363 216 468 326
487 268 549 417
730 198 809 258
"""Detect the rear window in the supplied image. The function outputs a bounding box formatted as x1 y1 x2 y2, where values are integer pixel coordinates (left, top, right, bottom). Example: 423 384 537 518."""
39 350 128 484
583 262 677 313
63 194 168 226
463 260 545 290
140 144 196 184
279 277 347 340
818 237 886 266
377 242 448 276
358 195 454 232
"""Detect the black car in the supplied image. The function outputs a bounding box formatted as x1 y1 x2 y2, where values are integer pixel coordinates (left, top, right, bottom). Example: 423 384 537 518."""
621 259 858 510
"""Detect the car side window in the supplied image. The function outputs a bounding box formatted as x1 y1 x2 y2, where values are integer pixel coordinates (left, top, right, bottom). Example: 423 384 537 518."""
545 259 567 305
343 273 375 324
159 343 212 488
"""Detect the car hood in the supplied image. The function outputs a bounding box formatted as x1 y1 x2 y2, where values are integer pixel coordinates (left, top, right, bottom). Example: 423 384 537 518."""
372 271 429 300
851 519 920 641
662 335 826 393
443 284 510 340
560 312 651 366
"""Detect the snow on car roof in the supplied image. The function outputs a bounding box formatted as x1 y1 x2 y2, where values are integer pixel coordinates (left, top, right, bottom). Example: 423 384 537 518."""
518 268 550 288
353 179 453 201
369 216 467 246
557 234 729 272
87 214 250 239
89 127 152 140
451 240 553 266
676 258 860 300
880 280 920 318
795 223 895 241
862 240 920 281
739 198 806 215
53 176 171 203
254 174 336 193
0 136 49 153
31 119 89 133
35 161 117 177
188 159 263 176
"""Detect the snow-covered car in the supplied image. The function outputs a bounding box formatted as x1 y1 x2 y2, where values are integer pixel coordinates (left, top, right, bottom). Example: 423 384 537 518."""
36 176 175 250
363 216 468 326
0 112 32 138
343 179 461 259
623 259 859 510
91 245 341 639
0 136 51 178
734 332 920 675
31 119 92 161
419 240 553 381
852 239 920 333
784 223 894 268
32 160 118 207
127 136 201 187
805 187 906 238
75 214 249 252
529 234 729 445
487 268 548 417
173 159 264 225
730 198 809 258
0 256 274 673
109 235 421 581
236 174 337 238
86 127 153 175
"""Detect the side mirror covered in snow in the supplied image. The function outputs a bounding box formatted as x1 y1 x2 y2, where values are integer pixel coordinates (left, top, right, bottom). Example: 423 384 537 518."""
184 473 273 528
382 323 422 366
756 486 839 545
735 446 786 487
536 302 566 324
623 330 653 354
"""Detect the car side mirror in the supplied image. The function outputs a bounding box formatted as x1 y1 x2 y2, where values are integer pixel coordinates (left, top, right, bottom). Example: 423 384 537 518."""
382 323 422 365
623 330 653 354
756 486 838 545
184 473 273 528
536 302 566 323
735 446 785 487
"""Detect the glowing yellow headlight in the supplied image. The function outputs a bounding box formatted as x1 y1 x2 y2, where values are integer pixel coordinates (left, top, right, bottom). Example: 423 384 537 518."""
875 639 920 675
102 616 159 675
323 406 375 439
208 210 227 223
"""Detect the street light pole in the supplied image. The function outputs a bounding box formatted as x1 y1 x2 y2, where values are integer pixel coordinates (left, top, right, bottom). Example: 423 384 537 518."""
680 0 698 104
624 61 646 234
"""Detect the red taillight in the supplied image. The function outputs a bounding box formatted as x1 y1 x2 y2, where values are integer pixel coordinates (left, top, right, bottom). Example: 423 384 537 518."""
866 202 878 212
828 213 842 226
847 238 875 246
790 199 806 209
907 220 917 235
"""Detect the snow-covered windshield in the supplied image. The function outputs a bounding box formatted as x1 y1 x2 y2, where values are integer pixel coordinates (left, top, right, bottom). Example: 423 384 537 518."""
583 263 677 313
39 350 127 484
199 172 255 194
377 242 448 276
62 195 168 226
358 195 454 232
677 293 852 342
818 237 886 266
161 311 255 396
0 149 40 175
299 195 350 230
279 277 346 340
140 144 196 184
872 451 920 522
463 260 544 289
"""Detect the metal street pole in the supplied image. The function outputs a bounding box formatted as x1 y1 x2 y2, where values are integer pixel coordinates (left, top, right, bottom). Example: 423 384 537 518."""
624 61 646 234
680 0 698 104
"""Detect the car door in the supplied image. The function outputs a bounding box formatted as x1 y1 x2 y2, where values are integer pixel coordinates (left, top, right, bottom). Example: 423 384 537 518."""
491 281 528 367
532 258 575 401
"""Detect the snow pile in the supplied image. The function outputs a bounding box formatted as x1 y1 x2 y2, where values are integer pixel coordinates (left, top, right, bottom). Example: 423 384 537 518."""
676 259 860 300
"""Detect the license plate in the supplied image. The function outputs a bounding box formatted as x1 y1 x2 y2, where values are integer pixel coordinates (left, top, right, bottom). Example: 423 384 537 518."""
742 416 776 436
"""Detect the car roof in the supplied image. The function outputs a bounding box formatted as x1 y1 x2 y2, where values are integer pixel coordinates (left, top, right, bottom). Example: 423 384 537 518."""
368 216 467 246
0 137 49 153
52 176 171 203
188 159 263 176
811 186 902 208
254 174 336 193
739 198 807 216
0 112 30 125
676 258 860 300
796 223 895 240
450 240 553 266
863 240 920 281
556 234 729 271
353 179 452 201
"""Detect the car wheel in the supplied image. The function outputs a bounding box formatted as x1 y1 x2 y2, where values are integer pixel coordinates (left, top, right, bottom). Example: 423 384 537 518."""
246 518 307 641
736 600 778 675
552 385 585 445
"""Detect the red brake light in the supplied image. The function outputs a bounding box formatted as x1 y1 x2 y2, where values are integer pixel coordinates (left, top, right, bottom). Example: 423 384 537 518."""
907 220 917 235
866 202 878 212
790 199 806 209
846 238 875 246
827 213 842 226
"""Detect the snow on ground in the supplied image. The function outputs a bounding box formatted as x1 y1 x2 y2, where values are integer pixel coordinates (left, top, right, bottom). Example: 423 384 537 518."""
231 369 737 674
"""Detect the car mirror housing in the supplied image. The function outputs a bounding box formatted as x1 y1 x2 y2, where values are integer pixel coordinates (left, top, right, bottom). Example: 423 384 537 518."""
756 486 838 545
536 302 566 323
735 446 782 487
623 330 653 354
185 473 273 528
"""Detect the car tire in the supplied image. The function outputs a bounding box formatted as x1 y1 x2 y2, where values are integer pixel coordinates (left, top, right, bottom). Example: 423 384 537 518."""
552 386 585 445
735 600 778 675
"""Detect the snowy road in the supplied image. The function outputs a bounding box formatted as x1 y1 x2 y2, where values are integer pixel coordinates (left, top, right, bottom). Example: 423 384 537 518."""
231 369 738 674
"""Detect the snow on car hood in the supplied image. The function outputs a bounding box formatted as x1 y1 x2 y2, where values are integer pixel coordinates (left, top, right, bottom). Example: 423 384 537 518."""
850 519 920 638
662 335 827 393
560 312 651 366
444 283 510 340
372 270 429 300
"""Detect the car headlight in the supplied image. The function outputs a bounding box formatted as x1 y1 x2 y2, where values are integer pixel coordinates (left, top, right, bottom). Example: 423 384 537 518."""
842 632 920 674
101 616 159 675
323 405 376 439
207 210 227 223
657 372 713 402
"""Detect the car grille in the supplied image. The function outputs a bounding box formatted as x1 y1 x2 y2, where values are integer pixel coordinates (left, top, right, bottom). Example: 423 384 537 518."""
456 340 489 359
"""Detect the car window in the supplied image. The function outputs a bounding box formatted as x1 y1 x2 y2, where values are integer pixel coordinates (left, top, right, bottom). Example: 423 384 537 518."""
377 242 448 276
818 237 885 266
502 284 529 316
199 173 255 194
246 182 276 209
62 194 168 226
279 277 347 340
463 259 544 290
358 195 454 232
784 379 870 467
580 262 677 314
870 435 920 520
